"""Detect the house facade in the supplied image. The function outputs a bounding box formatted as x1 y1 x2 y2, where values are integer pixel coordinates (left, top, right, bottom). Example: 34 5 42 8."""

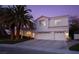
34 15 70 41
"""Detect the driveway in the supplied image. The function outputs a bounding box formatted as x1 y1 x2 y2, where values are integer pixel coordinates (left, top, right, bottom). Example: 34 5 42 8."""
0 40 79 54
14 40 68 49
13 40 79 54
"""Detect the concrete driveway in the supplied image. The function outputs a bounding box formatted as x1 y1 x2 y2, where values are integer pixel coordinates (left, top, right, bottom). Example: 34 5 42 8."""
14 40 68 49
13 40 79 54
0 40 66 54
0 40 79 54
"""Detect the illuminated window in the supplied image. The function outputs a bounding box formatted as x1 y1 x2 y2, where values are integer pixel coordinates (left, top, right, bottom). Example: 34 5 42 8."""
40 20 46 26
26 31 32 37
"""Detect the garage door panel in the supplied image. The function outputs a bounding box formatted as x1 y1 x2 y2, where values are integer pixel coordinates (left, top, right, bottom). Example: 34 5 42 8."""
35 33 51 40
35 32 67 41
55 32 66 40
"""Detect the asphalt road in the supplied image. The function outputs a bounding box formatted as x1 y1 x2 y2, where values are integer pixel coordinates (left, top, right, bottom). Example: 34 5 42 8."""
0 46 57 54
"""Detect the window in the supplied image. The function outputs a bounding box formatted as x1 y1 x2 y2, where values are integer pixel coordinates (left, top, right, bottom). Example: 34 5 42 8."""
48 19 61 27
39 20 46 26
55 20 61 25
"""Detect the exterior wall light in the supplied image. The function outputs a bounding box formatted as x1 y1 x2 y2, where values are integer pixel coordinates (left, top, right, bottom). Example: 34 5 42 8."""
65 32 69 40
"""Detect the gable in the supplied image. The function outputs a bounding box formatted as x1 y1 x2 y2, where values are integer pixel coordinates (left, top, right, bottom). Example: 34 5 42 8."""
35 16 48 21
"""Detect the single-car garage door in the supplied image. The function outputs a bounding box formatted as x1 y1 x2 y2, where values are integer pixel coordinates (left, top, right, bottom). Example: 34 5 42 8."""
35 32 52 40
54 32 66 41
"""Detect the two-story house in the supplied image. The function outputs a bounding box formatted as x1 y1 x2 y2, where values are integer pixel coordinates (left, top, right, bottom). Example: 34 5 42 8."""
34 15 70 41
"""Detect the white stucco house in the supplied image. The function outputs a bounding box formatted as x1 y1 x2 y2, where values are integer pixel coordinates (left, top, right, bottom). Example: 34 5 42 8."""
34 15 70 41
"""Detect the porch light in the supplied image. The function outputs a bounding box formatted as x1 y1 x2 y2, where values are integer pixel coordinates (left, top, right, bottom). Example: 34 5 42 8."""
32 32 35 38
65 32 69 39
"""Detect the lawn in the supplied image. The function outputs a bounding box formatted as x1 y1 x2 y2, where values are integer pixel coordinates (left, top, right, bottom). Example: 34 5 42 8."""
69 43 79 51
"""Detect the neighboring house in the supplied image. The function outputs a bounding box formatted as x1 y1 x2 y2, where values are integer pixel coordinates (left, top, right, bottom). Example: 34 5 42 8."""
34 15 70 41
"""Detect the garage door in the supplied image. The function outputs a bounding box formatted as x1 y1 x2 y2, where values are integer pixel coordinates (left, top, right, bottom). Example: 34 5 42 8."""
35 33 52 40
54 32 66 41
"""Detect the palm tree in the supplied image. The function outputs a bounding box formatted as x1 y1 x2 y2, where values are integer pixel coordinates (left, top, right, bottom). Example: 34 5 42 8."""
3 5 35 40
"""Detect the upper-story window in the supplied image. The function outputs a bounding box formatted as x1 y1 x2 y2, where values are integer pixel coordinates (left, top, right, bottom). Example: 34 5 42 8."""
55 20 61 25
39 20 46 26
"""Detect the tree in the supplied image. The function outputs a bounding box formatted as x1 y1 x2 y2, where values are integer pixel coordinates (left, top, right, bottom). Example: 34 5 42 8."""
0 6 10 37
3 5 35 40
69 18 79 39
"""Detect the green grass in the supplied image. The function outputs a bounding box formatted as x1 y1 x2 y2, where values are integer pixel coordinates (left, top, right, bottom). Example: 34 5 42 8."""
69 44 79 51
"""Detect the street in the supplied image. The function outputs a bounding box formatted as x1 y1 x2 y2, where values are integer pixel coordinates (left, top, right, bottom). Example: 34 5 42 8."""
0 46 57 54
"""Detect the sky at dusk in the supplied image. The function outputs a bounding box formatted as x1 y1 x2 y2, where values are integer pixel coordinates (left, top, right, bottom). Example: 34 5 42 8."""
28 5 79 19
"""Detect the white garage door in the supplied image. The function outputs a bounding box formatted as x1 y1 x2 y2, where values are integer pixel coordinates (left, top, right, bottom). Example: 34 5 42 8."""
35 32 67 41
54 32 66 41
35 33 52 40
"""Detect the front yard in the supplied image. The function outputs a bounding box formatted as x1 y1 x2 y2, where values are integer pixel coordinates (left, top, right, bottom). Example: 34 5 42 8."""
69 43 79 51
0 35 34 44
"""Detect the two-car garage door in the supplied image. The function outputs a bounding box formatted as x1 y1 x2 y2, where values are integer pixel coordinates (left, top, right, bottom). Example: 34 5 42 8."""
35 32 66 41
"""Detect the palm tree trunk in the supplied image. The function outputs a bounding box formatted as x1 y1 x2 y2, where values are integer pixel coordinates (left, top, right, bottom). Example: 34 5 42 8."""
15 23 20 40
20 24 24 39
10 24 15 40
20 30 23 39
11 30 14 40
